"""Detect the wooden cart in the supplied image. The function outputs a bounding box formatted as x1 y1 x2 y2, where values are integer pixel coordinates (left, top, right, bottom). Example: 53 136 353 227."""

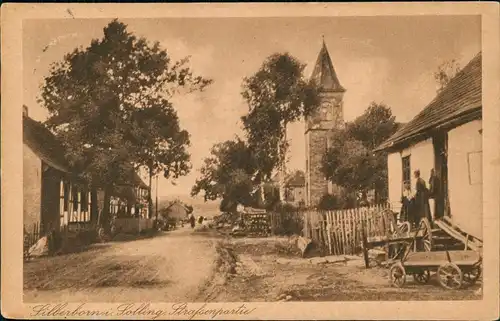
362 213 432 266
389 249 482 289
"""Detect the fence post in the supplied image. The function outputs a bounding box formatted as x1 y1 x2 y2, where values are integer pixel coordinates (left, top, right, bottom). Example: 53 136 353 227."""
333 211 338 255
349 209 355 255
361 220 369 269
326 212 332 255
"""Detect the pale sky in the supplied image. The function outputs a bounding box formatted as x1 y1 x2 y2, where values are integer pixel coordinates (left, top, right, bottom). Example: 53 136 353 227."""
23 16 481 198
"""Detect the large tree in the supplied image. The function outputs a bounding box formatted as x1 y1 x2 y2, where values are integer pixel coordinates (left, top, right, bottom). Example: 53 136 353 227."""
39 20 211 229
128 98 192 216
322 102 400 204
191 138 259 212
241 53 320 201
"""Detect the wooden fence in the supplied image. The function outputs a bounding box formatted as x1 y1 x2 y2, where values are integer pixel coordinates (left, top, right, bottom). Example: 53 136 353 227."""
302 204 393 256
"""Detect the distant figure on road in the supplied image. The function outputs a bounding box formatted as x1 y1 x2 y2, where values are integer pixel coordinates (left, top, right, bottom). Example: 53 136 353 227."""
198 215 204 225
189 214 196 228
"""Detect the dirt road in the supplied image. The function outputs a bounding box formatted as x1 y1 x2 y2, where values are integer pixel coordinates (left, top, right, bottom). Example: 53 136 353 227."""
24 227 220 303
24 230 481 303
209 237 482 302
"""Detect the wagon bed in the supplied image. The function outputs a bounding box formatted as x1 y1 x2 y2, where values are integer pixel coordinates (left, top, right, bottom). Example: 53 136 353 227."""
403 250 481 268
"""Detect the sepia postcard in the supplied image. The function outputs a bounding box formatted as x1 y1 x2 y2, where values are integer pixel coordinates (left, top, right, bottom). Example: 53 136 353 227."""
2 2 499 320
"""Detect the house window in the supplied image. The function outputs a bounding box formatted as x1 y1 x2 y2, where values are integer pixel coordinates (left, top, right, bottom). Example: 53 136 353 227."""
60 180 66 226
402 155 411 186
72 188 79 210
81 189 88 212
63 181 70 212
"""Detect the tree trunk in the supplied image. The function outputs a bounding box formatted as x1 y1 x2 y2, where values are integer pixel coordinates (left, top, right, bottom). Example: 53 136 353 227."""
260 181 266 207
148 166 153 220
100 186 112 232
90 186 98 225
155 175 159 221
278 122 287 202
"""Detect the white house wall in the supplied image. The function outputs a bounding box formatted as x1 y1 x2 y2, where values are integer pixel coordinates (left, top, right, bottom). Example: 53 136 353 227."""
447 120 482 239
404 138 435 189
387 138 434 212
23 144 42 229
387 152 403 211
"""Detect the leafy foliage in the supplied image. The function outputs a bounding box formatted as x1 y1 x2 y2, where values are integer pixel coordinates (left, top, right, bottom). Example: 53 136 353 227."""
39 20 212 227
434 59 461 93
191 138 259 210
241 53 321 182
322 102 399 203
318 192 357 210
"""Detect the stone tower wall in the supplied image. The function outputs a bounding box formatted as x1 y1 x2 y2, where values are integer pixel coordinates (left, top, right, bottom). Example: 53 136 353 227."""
306 130 329 206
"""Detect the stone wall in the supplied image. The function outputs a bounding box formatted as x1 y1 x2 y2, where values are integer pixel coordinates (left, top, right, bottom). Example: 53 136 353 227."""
23 144 42 229
307 130 330 206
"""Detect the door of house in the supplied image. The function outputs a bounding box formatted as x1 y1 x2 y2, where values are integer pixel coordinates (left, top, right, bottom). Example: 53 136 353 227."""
40 165 61 234
433 132 449 218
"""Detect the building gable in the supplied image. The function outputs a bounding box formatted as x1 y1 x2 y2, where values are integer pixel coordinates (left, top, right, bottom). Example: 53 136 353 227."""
23 112 70 173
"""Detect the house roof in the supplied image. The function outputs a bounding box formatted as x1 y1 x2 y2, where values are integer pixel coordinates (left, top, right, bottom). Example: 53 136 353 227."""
270 171 305 187
285 170 305 187
132 173 149 189
166 201 189 212
23 113 71 173
375 52 482 152
310 40 346 93
115 171 149 191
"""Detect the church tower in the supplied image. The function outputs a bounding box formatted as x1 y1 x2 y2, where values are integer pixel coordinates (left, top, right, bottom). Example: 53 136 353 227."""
305 40 346 207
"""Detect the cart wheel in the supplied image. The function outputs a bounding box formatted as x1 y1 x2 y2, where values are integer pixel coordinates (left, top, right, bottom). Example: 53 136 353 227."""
418 218 433 251
437 262 463 290
413 270 431 284
464 265 481 285
389 242 408 261
389 262 406 288
399 222 411 236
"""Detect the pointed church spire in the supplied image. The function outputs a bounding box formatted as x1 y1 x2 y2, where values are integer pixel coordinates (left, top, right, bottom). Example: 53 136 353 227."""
311 39 345 93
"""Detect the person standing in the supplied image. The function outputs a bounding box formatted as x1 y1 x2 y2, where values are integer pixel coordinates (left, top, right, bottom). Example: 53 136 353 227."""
428 169 439 220
189 213 196 228
413 169 432 225
400 181 414 226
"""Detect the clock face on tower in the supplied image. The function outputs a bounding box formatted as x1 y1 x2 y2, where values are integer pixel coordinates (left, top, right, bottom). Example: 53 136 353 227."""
320 101 330 120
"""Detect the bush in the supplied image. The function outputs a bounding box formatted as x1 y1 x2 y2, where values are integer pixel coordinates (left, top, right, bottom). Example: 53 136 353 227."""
318 191 358 210
318 194 341 210
272 201 299 213
270 202 303 236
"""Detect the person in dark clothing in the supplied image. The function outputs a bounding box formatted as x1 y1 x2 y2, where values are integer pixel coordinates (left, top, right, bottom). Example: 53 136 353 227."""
400 181 414 225
413 169 432 225
198 215 204 224
428 169 439 220
189 214 196 228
